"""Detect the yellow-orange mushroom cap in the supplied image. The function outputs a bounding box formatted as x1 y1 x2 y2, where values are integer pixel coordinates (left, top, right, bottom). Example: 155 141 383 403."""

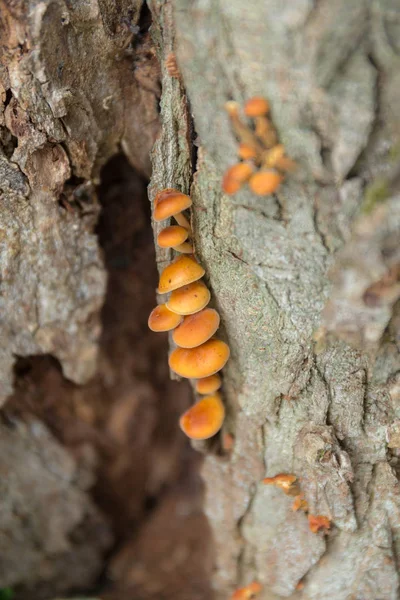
172 308 220 348
157 225 189 248
249 170 282 195
195 374 222 394
222 162 254 195
148 304 183 332
179 393 225 440
153 189 192 222
166 280 210 315
169 338 230 378
244 97 270 117
157 255 205 294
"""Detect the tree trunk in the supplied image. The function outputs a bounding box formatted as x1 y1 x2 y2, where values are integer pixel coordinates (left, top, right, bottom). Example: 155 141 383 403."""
1 0 400 599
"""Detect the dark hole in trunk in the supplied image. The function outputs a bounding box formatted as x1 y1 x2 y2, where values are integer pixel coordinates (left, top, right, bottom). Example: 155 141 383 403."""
5 153 214 600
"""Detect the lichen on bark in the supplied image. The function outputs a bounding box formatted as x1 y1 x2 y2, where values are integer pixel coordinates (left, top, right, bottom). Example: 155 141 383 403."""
149 0 400 597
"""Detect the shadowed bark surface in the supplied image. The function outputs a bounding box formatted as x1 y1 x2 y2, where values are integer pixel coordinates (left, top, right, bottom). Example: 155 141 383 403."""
1 0 400 599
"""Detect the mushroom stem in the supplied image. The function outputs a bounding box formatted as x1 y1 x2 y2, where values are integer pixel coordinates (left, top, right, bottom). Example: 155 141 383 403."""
174 211 191 230
225 102 264 154
255 116 277 148
173 242 194 254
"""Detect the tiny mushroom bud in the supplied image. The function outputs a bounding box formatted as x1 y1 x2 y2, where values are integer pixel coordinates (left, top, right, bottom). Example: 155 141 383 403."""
148 304 183 332
224 100 240 117
262 144 285 168
157 255 205 294
262 473 297 495
222 162 254 195
249 169 283 195
292 493 308 512
308 514 331 534
179 393 225 440
169 338 230 378
238 143 258 161
172 308 220 348
244 97 270 117
153 189 192 222
157 225 188 248
195 373 222 394
231 581 263 599
166 280 210 315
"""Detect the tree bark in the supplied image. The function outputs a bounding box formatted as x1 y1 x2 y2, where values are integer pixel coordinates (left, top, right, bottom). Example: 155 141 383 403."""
149 1 400 598
1 0 400 599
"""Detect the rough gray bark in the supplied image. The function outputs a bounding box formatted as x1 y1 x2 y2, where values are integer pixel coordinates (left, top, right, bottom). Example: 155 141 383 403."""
149 1 400 599
1 0 400 599
0 0 160 596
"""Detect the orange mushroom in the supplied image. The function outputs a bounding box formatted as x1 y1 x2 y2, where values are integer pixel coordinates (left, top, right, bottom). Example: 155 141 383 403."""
157 225 188 248
249 170 282 195
153 188 192 228
222 162 254 194
179 393 225 440
262 473 298 495
244 97 270 117
172 308 220 348
292 493 308 512
166 280 210 315
238 143 258 161
195 373 222 394
231 581 263 599
169 338 230 378
157 255 205 294
148 304 183 332
308 514 331 534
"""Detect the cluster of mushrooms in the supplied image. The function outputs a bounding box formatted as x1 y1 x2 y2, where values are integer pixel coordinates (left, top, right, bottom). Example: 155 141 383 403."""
222 96 296 196
148 189 230 441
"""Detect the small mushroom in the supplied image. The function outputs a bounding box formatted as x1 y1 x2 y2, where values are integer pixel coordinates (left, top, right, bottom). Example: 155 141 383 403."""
179 393 225 440
262 473 298 495
238 143 258 161
157 255 205 294
153 188 192 228
231 581 263 599
243 97 270 117
157 225 189 248
308 514 331 534
148 304 183 332
195 373 222 394
166 280 210 315
249 169 282 195
169 338 230 378
172 308 220 348
222 162 254 195
292 493 308 512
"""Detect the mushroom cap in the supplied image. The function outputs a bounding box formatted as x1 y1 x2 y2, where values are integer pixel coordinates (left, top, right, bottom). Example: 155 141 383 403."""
238 143 258 160
179 393 225 440
148 304 183 332
172 308 220 348
157 255 205 294
222 163 254 195
153 189 192 222
244 96 270 117
195 373 222 394
157 225 188 248
166 279 210 315
249 170 282 195
169 338 230 378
